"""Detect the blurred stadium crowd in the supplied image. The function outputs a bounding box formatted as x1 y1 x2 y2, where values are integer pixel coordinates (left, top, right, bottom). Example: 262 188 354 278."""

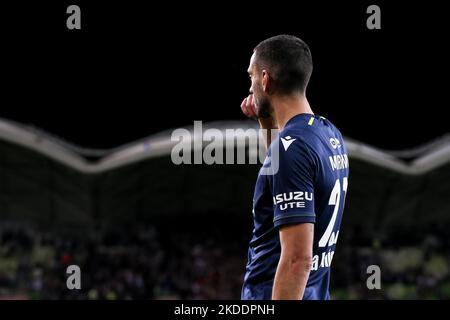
1 120 450 299
1 220 450 300
0 222 245 300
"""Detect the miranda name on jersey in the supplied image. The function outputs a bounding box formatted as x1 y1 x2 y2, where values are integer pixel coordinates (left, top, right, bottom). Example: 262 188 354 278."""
329 154 349 171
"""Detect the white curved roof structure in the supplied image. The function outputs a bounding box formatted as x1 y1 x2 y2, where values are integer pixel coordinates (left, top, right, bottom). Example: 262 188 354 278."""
0 117 449 175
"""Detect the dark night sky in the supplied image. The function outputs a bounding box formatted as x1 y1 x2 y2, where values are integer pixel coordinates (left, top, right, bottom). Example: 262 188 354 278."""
1 1 448 149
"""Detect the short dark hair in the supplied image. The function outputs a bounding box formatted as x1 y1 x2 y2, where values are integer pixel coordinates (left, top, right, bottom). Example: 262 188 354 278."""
253 35 313 94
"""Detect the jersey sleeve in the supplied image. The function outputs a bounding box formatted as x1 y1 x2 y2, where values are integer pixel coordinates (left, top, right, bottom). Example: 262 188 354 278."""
272 136 317 228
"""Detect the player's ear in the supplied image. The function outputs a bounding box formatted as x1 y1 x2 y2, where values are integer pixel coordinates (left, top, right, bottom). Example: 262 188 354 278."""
261 70 271 93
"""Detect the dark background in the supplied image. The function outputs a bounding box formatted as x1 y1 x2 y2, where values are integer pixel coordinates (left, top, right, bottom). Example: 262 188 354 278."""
1 1 450 302
1 1 448 149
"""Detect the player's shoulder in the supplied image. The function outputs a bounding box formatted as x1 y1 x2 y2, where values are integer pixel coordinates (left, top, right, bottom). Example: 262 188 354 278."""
280 114 322 149
276 126 318 164
279 114 346 156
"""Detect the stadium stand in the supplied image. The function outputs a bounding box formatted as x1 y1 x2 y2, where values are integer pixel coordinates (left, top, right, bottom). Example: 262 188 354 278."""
1 118 450 299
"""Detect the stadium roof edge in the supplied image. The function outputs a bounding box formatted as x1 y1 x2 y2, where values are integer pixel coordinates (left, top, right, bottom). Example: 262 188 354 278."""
0 118 449 175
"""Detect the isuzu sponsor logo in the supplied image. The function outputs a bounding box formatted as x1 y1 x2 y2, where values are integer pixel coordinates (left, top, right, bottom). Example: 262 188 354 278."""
273 191 313 211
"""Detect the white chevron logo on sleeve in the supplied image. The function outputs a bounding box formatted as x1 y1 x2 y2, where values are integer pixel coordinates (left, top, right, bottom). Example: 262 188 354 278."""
280 136 296 151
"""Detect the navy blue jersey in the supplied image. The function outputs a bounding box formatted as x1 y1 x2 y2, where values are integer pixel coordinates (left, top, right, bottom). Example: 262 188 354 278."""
242 113 349 300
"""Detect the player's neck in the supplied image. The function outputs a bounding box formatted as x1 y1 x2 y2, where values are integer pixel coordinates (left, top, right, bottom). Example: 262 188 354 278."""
271 94 314 131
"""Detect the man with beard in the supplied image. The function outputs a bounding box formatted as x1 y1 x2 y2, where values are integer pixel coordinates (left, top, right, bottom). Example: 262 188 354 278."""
240 35 349 300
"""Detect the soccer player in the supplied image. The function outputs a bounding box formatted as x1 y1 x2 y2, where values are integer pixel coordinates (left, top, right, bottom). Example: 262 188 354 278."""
240 35 349 300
